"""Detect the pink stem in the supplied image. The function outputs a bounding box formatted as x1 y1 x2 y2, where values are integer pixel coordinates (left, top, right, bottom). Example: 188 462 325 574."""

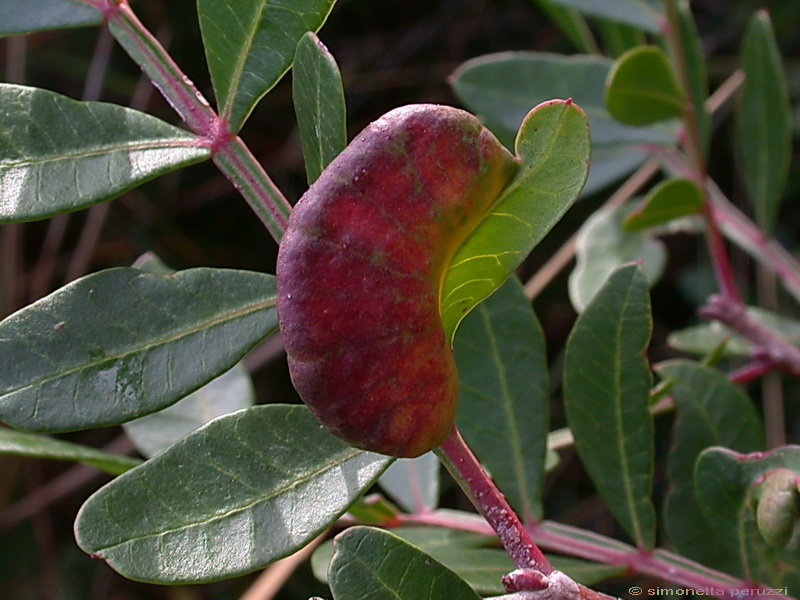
435 426 552 574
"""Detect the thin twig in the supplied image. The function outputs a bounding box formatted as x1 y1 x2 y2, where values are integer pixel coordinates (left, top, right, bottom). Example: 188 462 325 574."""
238 535 325 600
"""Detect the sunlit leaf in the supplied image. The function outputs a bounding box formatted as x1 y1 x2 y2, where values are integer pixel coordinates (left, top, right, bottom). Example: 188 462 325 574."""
441 100 590 341
293 32 347 184
564 264 656 548
0 428 140 475
0 268 276 432
198 0 336 132
450 52 675 195
0 85 210 223
75 405 391 583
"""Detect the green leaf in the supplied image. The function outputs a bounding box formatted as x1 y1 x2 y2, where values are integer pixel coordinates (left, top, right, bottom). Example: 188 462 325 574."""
378 452 440 513
564 264 656 548
736 11 792 235
569 204 666 312
605 46 684 126
0 268 277 432
0 84 210 223
694 446 800 581
623 177 704 231
656 360 764 574
542 0 664 33
328 526 482 600
454 276 549 521
122 362 255 458
528 0 597 54
75 405 391 583
596 20 646 58
314 527 512 595
441 99 590 342
668 306 800 357
450 52 676 195
0 428 140 475
677 1 710 158
198 0 337 133
0 0 101 35
293 32 347 185
549 556 626 586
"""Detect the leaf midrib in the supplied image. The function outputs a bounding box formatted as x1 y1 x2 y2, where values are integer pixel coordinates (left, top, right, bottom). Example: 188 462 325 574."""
0 138 205 170
2 296 276 397
95 445 366 552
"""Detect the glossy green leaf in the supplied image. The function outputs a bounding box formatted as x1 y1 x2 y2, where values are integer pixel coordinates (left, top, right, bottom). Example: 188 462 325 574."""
198 0 336 133
656 360 763 574
569 204 666 312
314 527 511 595
122 362 255 458
0 428 140 475
328 526 482 600
736 11 792 235
75 405 390 583
450 52 676 195
605 46 684 126
378 452 439 513
0 84 210 223
454 276 549 521
668 306 800 357
293 32 347 185
695 446 800 581
441 100 590 342
542 0 664 33
564 264 656 548
623 177 704 231
0 268 277 432
0 0 101 35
